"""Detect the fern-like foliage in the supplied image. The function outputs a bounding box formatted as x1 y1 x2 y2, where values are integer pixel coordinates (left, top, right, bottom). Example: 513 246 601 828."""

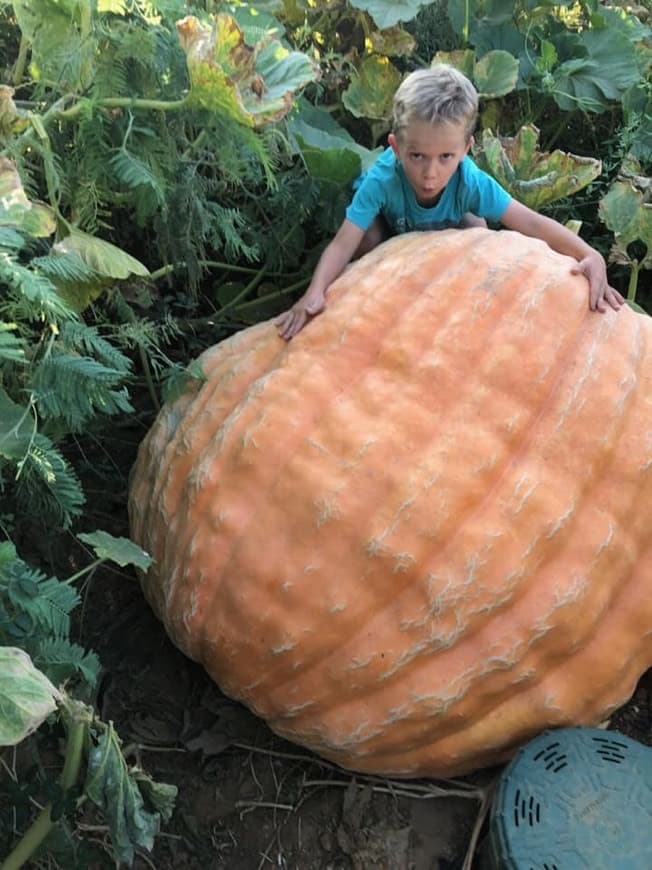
32 354 133 430
0 323 26 364
0 541 99 691
0 230 133 530
13 432 86 528
0 252 74 324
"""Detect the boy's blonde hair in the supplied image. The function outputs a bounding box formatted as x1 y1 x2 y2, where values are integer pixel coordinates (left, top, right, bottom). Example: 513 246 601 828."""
392 65 479 141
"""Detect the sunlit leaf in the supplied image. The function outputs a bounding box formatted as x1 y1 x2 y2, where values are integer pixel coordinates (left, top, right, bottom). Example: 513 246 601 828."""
475 125 601 209
13 0 97 90
473 50 519 98
53 229 149 280
78 530 154 571
367 25 415 57
176 14 317 127
434 49 518 98
433 49 475 81
0 86 30 138
0 647 61 746
342 55 401 121
348 0 430 29
0 157 56 238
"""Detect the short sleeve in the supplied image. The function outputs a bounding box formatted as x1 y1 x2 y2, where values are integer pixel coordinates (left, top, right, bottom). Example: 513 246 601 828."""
345 175 385 231
461 160 512 222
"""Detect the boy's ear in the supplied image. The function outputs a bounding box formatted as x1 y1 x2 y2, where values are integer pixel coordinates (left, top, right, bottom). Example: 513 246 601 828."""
466 135 475 154
388 132 399 156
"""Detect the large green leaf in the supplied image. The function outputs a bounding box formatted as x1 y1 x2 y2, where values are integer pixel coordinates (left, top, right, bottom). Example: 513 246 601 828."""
348 0 429 29
623 84 652 164
0 157 56 238
78 530 154 572
475 125 601 209
176 13 317 127
599 162 652 272
473 50 519 99
552 28 640 113
13 0 96 90
342 55 401 121
288 101 380 185
0 646 61 746
53 229 149 280
434 48 518 99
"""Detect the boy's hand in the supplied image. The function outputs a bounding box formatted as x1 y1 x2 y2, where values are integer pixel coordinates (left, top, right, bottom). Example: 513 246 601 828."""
571 253 625 313
276 292 326 341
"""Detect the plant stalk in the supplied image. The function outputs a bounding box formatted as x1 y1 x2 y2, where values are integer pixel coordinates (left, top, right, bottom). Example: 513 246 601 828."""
0 716 86 870
627 261 639 303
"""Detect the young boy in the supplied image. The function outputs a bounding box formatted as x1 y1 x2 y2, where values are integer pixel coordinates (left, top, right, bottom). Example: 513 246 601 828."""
276 64 624 340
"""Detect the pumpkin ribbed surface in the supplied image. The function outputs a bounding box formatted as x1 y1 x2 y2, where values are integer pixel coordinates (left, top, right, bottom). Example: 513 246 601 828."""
129 228 652 777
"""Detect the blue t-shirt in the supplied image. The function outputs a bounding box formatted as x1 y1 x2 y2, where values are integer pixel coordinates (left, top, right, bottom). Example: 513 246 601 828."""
345 148 511 233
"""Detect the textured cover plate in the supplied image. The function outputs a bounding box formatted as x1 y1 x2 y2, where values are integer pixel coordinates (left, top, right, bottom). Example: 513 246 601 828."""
485 727 652 870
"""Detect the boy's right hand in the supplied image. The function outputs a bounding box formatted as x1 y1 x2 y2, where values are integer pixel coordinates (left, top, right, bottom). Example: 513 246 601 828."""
276 292 326 341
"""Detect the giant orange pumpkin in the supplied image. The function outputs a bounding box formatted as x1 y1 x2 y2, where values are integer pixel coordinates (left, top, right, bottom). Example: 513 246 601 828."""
128 229 652 777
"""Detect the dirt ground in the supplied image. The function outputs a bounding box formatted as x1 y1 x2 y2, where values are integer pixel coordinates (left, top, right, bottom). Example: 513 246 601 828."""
39 415 652 870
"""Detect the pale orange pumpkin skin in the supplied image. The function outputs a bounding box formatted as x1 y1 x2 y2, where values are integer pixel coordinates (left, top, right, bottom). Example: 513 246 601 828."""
129 229 652 777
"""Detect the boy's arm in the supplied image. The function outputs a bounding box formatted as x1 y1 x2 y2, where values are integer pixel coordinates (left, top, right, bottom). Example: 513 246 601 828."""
276 219 365 340
501 200 624 313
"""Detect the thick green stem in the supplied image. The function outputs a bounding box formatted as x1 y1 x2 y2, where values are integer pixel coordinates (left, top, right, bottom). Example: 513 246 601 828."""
0 716 86 870
12 35 29 86
56 96 188 123
149 261 306 282
627 261 639 303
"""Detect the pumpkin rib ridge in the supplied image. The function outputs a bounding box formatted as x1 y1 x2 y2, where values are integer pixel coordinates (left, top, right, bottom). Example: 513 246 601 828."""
247 270 607 707
192 235 544 689
264 308 644 768
188 236 483 666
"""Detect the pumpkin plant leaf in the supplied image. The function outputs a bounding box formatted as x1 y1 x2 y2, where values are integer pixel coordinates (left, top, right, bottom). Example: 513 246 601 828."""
474 125 601 209
52 229 149 280
77 531 154 572
342 55 402 121
288 102 380 184
0 157 56 238
434 48 518 99
0 646 61 746
472 50 519 99
0 86 30 138
348 0 430 29
84 721 167 865
552 28 640 113
367 25 415 57
13 0 97 91
176 13 317 128
599 163 652 271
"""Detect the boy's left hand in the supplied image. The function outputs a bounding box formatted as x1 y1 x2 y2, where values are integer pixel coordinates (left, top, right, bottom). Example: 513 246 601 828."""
571 253 625 313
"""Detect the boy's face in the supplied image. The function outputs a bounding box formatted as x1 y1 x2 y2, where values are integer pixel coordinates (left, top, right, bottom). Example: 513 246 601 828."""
388 120 472 207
